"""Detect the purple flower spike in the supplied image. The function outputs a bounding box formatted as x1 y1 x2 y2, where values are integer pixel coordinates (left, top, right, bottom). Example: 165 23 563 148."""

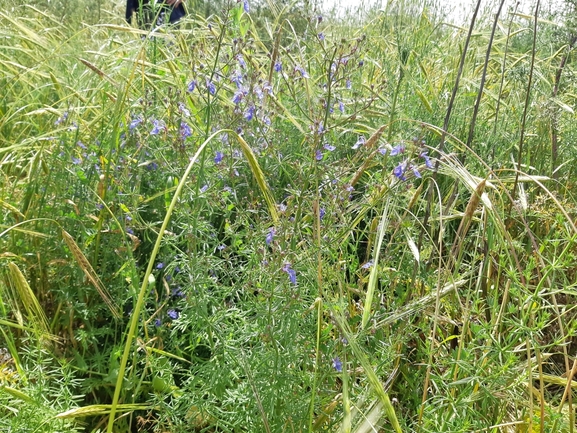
295 65 309 78
180 121 192 139
352 136 365 150
214 151 224 164
150 119 165 135
332 357 343 372
237 54 247 69
266 227 276 245
232 89 245 105
129 116 143 130
361 260 373 269
243 0 250 13
244 105 255 121
231 70 243 87
178 102 190 117
390 144 405 156
282 263 297 286
393 160 407 181
421 152 434 169
206 80 216 95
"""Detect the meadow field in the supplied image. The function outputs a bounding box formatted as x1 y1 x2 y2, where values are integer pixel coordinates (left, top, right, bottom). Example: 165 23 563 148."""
1 0 577 431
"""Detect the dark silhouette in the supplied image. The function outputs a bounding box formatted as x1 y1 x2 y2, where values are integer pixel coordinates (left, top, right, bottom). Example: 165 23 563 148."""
126 0 186 27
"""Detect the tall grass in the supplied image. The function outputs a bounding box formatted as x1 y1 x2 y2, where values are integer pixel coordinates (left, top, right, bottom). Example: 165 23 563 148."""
1 0 577 432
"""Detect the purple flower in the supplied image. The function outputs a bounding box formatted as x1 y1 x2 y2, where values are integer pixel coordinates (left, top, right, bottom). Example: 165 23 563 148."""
295 65 309 78
282 263 297 286
178 102 190 117
72 156 81 165
187 80 197 92
154 318 162 327
214 151 224 164
180 121 192 139
232 89 245 105
359 60 365 67
412 165 422 178
332 357 342 372
318 33 325 41
231 70 243 87
390 144 405 156
167 309 179 320
323 143 336 152
200 184 209 193
156 262 165 269
237 54 247 68
319 208 326 219
146 162 159 171
361 260 373 269
244 105 255 121
265 227 276 245
352 136 365 150
254 85 264 100
346 79 351 89
243 0 250 13
338 101 345 113
150 119 165 135
274 61 282 72
206 80 216 95
378 147 387 155
262 81 273 96
171 286 184 298
315 150 323 161
393 160 407 180
129 116 143 130
421 152 434 169
55 111 68 125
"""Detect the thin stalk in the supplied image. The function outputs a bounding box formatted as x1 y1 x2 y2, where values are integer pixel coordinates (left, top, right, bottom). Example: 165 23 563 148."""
307 298 323 432
551 32 577 179
419 0 482 254
511 0 540 203
466 0 506 153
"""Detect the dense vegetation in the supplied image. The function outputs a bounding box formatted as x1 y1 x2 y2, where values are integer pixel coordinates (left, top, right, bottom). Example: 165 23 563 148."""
1 0 577 431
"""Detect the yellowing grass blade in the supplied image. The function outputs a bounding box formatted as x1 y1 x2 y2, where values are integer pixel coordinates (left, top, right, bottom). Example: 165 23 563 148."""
61 230 121 319
7 262 51 338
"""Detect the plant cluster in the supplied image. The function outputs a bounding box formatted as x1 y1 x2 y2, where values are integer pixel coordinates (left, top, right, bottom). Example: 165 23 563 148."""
1 0 577 432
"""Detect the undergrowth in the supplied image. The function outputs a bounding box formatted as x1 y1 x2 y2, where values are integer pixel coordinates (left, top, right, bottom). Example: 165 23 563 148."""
1 0 577 432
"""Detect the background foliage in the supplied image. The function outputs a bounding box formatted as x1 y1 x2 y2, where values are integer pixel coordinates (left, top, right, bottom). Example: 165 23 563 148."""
1 0 577 432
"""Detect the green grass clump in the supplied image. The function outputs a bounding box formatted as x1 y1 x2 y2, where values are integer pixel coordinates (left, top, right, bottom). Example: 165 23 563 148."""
1 0 577 432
